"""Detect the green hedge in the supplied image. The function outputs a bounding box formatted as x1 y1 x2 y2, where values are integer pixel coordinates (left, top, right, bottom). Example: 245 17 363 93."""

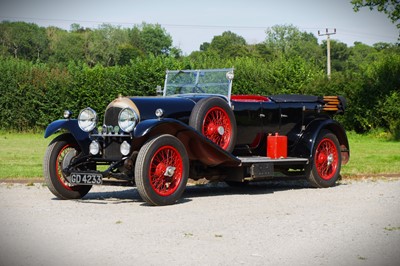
0 56 185 130
1 55 399 139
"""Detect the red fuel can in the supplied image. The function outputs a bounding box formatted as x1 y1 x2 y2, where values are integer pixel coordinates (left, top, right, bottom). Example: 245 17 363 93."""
267 133 287 159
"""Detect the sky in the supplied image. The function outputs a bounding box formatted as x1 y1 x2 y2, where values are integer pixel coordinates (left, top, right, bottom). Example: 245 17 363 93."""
0 0 398 54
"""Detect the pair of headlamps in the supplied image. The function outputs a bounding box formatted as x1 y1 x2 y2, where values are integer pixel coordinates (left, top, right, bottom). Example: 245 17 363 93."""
88 139 130 156
77 107 138 133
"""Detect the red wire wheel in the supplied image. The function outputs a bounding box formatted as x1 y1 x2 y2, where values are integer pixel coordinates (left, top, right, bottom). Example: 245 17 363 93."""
202 106 232 150
307 130 342 188
315 138 339 180
149 145 183 196
43 133 92 199
55 144 77 191
135 134 189 206
189 97 237 152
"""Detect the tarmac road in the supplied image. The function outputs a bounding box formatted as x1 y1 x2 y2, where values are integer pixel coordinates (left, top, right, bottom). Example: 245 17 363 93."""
0 178 399 266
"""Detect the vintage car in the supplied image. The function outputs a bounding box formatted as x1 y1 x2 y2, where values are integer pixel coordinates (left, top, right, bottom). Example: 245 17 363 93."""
43 68 350 205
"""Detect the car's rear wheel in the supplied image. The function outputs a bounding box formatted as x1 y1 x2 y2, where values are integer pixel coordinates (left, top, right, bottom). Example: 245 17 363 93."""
189 97 237 152
134 134 189 206
43 133 92 199
307 130 341 188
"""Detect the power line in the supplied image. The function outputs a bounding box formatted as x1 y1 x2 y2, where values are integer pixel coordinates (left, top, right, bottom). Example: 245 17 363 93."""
0 15 326 31
1 16 396 36
0 16 262 28
1 15 396 47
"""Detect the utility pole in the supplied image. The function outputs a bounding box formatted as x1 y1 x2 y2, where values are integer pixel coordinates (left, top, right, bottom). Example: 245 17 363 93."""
318 28 336 79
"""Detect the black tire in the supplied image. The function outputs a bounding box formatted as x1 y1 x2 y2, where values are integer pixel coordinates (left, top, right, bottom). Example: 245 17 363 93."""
43 133 92 199
189 97 237 152
307 130 342 188
134 134 189 206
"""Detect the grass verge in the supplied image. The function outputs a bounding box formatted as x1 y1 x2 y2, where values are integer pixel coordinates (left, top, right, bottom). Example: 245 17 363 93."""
341 131 400 176
0 132 55 179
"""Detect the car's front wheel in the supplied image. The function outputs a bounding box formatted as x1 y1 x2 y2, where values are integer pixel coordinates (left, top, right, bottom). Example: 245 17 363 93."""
43 133 92 199
307 130 342 188
134 134 189 206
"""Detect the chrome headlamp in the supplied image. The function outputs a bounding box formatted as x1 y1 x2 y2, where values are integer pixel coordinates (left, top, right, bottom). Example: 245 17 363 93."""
118 107 139 133
78 108 97 132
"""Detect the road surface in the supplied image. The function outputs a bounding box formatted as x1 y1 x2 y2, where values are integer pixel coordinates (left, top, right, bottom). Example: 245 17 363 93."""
1 178 399 265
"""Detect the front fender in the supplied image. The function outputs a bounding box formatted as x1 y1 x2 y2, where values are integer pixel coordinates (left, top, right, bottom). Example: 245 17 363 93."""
133 118 240 167
44 119 90 151
291 119 350 163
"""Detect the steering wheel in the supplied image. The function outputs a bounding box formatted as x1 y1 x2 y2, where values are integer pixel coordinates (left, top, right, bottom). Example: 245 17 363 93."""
177 84 205 94
192 85 205 93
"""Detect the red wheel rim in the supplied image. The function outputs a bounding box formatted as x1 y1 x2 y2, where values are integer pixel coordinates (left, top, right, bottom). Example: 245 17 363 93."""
315 138 339 180
202 106 232 150
149 145 183 196
55 144 77 191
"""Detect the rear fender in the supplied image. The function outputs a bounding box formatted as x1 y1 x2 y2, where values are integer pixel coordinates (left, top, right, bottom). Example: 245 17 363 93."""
44 119 90 152
291 119 350 164
133 119 240 167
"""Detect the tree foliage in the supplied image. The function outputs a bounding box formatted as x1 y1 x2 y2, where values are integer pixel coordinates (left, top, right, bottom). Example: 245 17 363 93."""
0 21 176 66
264 24 323 62
140 23 173 56
201 31 249 58
0 21 48 61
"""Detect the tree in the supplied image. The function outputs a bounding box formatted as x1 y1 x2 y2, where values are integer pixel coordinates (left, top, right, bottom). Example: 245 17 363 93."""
347 41 379 71
83 24 132 66
47 27 86 64
352 0 400 30
214 31 248 58
118 44 143 65
197 31 249 58
210 31 246 48
0 21 48 61
264 24 323 62
140 23 173 56
199 42 210 51
128 26 143 54
70 23 84 32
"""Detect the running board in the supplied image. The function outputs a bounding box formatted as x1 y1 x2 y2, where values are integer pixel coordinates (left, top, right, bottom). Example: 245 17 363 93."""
236 156 309 179
237 156 309 165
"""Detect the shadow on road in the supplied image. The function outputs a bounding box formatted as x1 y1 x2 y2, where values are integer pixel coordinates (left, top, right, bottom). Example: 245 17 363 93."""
75 179 313 205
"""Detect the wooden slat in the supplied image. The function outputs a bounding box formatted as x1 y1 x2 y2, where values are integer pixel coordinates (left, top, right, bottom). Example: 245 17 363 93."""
323 107 339 111
324 104 339 108
324 100 340 105
323 96 339 100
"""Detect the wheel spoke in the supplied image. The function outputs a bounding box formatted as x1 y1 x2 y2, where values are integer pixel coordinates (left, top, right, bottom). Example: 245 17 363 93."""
203 107 232 150
55 145 76 190
149 145 183 196
315 138 338 180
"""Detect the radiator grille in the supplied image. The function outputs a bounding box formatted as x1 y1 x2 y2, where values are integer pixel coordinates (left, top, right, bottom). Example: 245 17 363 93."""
104 107 122 127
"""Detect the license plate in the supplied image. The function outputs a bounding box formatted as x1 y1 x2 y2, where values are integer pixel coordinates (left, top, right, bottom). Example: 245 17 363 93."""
69 173 103 185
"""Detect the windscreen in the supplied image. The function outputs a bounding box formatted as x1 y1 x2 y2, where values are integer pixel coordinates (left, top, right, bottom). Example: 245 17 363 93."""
164 68 234 99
